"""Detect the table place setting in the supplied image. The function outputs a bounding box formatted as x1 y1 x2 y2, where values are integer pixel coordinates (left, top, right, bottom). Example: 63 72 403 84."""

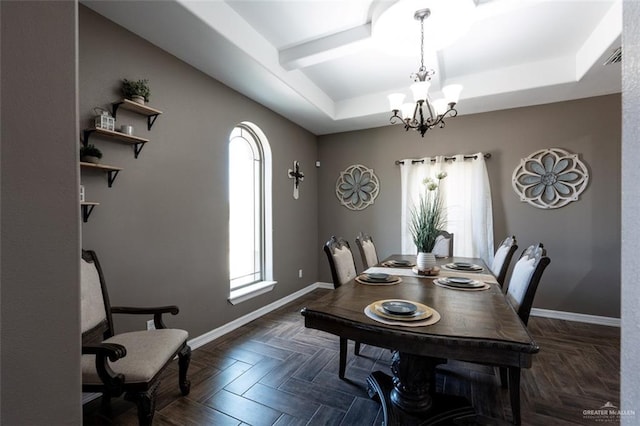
433 276 491 291
355 272 402 286
442 261 484 273
364 299 441 327
380 259 415 268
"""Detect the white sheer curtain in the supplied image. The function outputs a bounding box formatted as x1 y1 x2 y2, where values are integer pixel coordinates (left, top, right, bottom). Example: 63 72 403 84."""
400 153 494 265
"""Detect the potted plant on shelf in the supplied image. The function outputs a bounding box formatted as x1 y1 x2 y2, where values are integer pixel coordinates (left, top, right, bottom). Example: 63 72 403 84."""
80 144 103 164
121 78 150 105
409 172 447 271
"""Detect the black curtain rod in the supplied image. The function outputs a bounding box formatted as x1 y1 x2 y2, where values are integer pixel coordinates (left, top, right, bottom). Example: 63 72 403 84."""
395 153 491 165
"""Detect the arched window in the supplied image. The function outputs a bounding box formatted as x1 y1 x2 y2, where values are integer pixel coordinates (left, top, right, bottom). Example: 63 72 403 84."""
228 123 275 304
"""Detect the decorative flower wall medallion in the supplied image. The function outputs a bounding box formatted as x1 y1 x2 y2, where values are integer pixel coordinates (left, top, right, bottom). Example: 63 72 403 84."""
512 148 589 209
335 164 380 210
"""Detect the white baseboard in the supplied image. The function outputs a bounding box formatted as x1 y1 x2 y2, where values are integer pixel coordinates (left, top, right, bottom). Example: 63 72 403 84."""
316 281 334 289
531 308 620 327
188 281 330 350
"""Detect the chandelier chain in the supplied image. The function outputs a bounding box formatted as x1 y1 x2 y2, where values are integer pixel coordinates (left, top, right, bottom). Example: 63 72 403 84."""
420 15 425 71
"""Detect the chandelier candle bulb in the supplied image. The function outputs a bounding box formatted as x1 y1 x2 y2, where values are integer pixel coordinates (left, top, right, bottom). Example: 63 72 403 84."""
388 93 406 111
411 81 431 102
401 103 415 120
443 84 463 104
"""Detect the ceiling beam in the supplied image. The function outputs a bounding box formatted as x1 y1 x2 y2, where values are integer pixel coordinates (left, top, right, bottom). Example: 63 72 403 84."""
279 24 372 70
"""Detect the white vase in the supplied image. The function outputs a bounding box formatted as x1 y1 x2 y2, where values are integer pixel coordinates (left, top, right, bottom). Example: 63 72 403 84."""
131 95 145 105
416 252 436 271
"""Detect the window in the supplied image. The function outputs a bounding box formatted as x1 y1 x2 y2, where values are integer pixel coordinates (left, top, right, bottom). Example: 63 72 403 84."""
228 123 274 304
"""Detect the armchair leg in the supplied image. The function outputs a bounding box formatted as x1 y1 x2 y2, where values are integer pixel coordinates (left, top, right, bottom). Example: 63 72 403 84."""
499 366 508 389
508 367 521 425
339 337 347 379
178 344 192 395
125 383 158 426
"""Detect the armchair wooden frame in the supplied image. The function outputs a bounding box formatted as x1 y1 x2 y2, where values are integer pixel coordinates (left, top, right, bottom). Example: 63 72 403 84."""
81 250 191 426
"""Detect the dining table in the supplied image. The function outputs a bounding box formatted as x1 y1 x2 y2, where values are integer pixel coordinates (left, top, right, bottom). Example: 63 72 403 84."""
301 254 539 425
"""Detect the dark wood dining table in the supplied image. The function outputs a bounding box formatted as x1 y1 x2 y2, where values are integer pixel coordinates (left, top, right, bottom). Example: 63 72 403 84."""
301 255 539 425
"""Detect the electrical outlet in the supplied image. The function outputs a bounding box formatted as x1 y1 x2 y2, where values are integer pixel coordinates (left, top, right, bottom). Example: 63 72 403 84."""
147 319 155 330
298 269 303 278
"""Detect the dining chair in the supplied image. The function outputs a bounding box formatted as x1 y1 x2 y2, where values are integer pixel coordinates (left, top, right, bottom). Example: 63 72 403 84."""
501 243 551 425
323 236 361 378
432 230 454 258
490 235 519 288
81 250 191 425
355 232 379 270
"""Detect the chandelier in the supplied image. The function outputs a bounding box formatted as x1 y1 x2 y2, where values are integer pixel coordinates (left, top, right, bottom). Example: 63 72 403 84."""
388 8 462 137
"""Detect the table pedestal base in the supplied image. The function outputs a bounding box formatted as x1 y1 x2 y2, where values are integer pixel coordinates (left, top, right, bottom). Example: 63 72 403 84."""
367 363 477 426
367 371 475 425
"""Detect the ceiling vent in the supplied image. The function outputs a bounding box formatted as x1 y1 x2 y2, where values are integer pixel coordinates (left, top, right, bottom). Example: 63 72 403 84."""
604 47 622 65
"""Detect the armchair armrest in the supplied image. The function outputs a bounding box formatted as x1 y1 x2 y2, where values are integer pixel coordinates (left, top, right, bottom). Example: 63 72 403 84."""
111 305 180 329
82 343 127 395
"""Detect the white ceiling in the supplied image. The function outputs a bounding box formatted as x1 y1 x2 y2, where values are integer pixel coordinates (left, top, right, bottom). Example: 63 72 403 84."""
83 0 622 136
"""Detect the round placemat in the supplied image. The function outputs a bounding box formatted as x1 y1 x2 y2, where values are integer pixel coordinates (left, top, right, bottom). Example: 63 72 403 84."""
364 301 441 327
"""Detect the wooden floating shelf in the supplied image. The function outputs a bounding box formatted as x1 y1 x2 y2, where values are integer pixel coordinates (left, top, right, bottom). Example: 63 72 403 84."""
80 161 123 187
112 99 163 130
80 161 123 171
82 127 149 158
85 127 149 144
115 98 163 116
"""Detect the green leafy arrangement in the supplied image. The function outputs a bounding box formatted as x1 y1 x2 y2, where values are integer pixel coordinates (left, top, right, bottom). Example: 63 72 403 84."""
80 144 102 159
409 172 447 253
121 79 151 102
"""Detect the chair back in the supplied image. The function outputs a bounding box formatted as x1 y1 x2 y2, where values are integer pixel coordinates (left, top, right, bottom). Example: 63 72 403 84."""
81 250 114 344
490 235 519 287
505 243 550 325
324 236 357 288
432 230 454 258
355 232 379 269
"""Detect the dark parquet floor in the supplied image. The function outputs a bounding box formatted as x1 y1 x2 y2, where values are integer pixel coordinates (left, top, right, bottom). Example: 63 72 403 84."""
83 289 620 426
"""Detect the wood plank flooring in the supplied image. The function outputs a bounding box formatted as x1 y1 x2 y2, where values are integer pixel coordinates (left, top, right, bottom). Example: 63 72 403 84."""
83 289 620 425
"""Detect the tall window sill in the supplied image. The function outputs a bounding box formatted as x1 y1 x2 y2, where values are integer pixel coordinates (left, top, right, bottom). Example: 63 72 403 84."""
228 281 277 305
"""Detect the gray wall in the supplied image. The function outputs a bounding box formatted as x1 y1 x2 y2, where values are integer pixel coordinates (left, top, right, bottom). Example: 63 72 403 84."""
1 1 81 424
621 0 640 419
79 6 318 337
318 94 621 318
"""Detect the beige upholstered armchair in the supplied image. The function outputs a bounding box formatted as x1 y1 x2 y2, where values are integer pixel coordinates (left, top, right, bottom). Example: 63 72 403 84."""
81 250 191 425
323 236 361 378
355 232 379 269
432 230 454 258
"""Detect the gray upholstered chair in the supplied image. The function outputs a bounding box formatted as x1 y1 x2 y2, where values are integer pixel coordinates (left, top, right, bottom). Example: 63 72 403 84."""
81 250 191 426
432 230 454 258
323 236 361 378
501 243 550 425
490 235 519 288
355 232 379 269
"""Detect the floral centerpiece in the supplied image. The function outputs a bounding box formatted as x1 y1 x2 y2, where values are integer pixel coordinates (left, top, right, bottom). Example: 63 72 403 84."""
409 171 447 270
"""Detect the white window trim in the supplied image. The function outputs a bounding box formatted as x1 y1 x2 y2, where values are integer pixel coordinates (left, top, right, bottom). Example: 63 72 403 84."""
229 280 277 305
228 122 275 304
